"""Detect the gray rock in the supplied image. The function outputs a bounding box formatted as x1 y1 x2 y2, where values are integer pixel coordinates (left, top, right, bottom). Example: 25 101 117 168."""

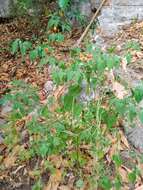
0 0 11 17
44 81 55 95
126 127 143 153
79 81 96 103
94 0 143 37
0 132 4 144
0 118 7 126
1 102 13 116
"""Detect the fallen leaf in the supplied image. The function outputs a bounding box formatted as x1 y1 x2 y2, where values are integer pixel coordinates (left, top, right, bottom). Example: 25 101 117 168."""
118 166 130 183
135 185 143 190
58 185 71 190
4 145 21 168
44 169 62 190
112 81 128 99
121 57 127 72
119 130 130 149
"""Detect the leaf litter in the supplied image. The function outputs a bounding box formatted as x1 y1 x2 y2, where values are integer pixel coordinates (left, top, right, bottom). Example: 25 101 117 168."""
1 17 143 190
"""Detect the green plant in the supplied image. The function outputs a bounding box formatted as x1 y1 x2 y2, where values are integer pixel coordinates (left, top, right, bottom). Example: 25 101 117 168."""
125 40 141 51
11 39 32 62
3 39 143 189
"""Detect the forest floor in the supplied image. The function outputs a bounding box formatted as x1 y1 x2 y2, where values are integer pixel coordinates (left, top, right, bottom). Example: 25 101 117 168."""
1 17 143 190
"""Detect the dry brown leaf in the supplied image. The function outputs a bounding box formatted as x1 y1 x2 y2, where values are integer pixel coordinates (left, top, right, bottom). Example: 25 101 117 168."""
58 185 72 190
44 169 62 190
118 166 129 183
135 185 143 190
105 69 115 84
112 81 128 99
48 155 65 168
119 130 130 149
54 85 66 101
137 162 143 177
107 144 117 163
4 145 21 168
121 58 127 72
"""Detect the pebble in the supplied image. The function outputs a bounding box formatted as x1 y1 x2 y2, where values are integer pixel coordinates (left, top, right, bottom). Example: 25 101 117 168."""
1 102 12 116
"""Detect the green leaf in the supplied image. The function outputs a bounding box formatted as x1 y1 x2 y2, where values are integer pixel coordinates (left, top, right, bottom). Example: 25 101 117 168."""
128 170 137 183
39 57 49 66
76 179 84 189
111 98 127 116
112 154 122 167
68 85 82 98
53 137 60 146
29 49 38 62
73 103 82 117
40 106 49 117
133 85 143 103
139 109 143 123
100 176 112 190
39 143 49 157
106 55 120 69
48 33 64 42
128 104 136 122
63 94 74 111
125 40 141 51
125 52 132 64
96 56 106 72
58 0 70 9
32 180 43 190
11 39 21 55
20 41 32 56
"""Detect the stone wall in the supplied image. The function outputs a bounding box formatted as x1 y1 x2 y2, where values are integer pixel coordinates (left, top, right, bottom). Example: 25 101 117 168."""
95 0 143 36
1 0 143 37
0 0 11 17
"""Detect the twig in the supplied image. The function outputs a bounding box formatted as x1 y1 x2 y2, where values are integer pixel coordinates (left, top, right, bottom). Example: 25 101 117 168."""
75 0 107 47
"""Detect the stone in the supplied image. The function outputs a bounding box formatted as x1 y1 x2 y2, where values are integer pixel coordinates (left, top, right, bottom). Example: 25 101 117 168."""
0 0 44 18
95 0 143 37
0 132 4 144
44 81 55 94
1 102 13 116
0 118 7 126
126 127 143 153
0 0 11 17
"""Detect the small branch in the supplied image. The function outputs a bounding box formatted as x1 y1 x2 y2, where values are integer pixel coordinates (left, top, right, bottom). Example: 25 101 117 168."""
75 0 107 47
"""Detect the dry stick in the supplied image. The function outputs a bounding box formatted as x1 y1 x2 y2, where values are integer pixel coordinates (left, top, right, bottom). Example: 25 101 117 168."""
75 0 107 47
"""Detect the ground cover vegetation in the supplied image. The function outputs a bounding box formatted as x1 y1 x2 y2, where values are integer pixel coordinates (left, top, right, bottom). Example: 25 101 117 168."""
1 0 143 189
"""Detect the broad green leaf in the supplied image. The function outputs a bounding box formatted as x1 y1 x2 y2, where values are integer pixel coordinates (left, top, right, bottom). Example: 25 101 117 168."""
11 39 21 54
76 179 84 188
20 41 32 56
29 49 38 62
68 85 82 98
73 103 82 117
63 94 74 111
133 85 143 103
128 170 137 183
58 0 70 9
112 154 122 167
139 109 143 123
125 52 132 64
96 56 106 72
100 176 112 190
39 57 49 66
39 143 49 157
